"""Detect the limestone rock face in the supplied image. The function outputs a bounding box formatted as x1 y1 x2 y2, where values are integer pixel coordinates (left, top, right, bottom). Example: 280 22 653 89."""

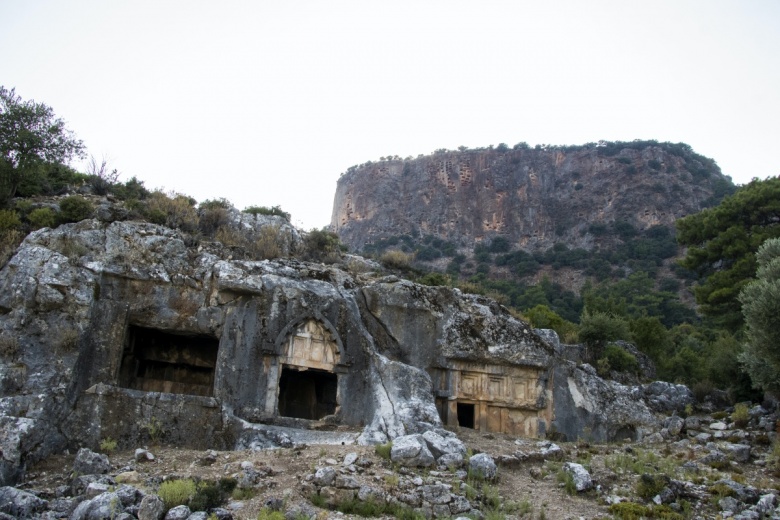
551 362 659 442
332 143 731 253
0 217 674 485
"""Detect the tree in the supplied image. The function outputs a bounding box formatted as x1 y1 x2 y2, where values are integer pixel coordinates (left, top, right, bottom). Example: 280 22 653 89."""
0 87 84 202
739 238 780 396
677 177 780 331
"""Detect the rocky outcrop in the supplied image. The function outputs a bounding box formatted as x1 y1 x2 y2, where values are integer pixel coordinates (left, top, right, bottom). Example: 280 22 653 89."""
0 216 679 485
332 142 731 253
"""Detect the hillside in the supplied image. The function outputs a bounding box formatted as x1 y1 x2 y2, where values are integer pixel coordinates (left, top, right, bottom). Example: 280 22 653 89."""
331 141 733 293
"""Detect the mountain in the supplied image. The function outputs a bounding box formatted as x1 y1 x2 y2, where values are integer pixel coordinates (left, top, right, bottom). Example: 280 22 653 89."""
331 141 735 318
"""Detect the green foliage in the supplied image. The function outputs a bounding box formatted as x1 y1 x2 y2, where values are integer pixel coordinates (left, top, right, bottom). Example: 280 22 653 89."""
524 304 578 343
0 209 20 231
731 403 750 428
28 207 56 229
158 479 197 510
147 192 199 232
556 468 577 495
636 473 669 500
739 237 780 395
608 502 684 520
243 204 290 221
374 442 392 460
417 272 450 286
677 177 780 331
58 195 93 223
0 86 85 204
99 437 117 454
302 228 344 262
380 250 413 270
257 508 286 520
578 312 631 347
600 343 640 374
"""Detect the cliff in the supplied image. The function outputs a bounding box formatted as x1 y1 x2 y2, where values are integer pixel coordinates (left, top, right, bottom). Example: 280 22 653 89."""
331 141 733 254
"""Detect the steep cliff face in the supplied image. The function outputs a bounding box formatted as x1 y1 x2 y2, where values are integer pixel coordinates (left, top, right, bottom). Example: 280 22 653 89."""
331 142 732 253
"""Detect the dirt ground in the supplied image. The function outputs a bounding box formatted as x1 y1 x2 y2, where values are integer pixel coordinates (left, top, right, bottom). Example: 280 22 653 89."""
19 426 780 520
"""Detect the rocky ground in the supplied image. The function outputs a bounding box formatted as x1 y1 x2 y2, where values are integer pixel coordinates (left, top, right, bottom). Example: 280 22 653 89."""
2 405 780 520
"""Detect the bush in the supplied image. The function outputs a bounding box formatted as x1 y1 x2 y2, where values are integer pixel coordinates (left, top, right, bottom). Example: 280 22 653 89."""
0 210 21 231
28 207 57 229
158 479 197 510
600 343 640 374
99 437 117 454
731 403 750 428
198 206 230 236
375 442 392 460
147 192 198 232
578 312 631 347
302 228 343 262
380 250 412 270
243 205 290 221
417 272 449 286
58 195 93 223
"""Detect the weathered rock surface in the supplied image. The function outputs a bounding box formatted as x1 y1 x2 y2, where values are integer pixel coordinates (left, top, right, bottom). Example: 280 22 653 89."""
0 216 680 485
332 143 731 255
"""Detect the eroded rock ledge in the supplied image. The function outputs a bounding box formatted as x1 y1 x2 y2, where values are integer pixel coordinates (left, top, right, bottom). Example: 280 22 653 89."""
0 219 686 485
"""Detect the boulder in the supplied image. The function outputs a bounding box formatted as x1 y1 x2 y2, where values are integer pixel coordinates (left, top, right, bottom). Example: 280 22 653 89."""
390 434 435 467
563 462 593 491
73 448 111 476
468 453 497 480
164 505 191 520
0 486 48 518
138 494 165 520
70 491 122 520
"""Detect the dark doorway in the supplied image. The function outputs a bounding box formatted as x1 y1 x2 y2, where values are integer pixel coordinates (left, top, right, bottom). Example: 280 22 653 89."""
457 402 476 429
278 366 337 420
119 325 219 396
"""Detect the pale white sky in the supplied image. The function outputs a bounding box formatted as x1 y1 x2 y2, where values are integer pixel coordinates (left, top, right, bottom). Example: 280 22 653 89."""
2 1 779 229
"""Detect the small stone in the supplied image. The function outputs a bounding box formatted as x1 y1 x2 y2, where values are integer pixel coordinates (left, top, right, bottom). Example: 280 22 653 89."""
709 421 728 430
135 448 155 463
343 452 359 466
86 482 109 498
563 462 593 491
313 467 336 487
164 504 191 520
138 494 165 520
422 484 452 505
74 448 111 475
468 453 497 480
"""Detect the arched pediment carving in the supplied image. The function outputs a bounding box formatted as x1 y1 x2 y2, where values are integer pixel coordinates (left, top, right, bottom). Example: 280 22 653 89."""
276 315 342 371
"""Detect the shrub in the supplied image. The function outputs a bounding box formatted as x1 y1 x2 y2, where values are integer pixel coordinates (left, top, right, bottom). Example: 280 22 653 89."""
0 210 21 231
302 228 343 262
0 335 19 359
198 206 230 236
28 207 57 229
59 195 93 223
158 479 197 510
578 312 631 347
374 442 392 460
0 229 22 267
99 437 117 454
600 343 640 374
243 205 290 221
251 224 286 260
731 403 750 428
380 250 412 270
636 473 669 500
257 508 286 520
417 272 450 286
147 192 198 232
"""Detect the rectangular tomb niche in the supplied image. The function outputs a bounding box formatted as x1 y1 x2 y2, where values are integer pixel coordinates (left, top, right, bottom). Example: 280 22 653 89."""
430 362 544 437
118 325 219 397
276 319 341 420
277 366 337 420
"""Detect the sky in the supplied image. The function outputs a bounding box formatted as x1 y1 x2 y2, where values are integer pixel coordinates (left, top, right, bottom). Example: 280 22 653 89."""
2 1 779 230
